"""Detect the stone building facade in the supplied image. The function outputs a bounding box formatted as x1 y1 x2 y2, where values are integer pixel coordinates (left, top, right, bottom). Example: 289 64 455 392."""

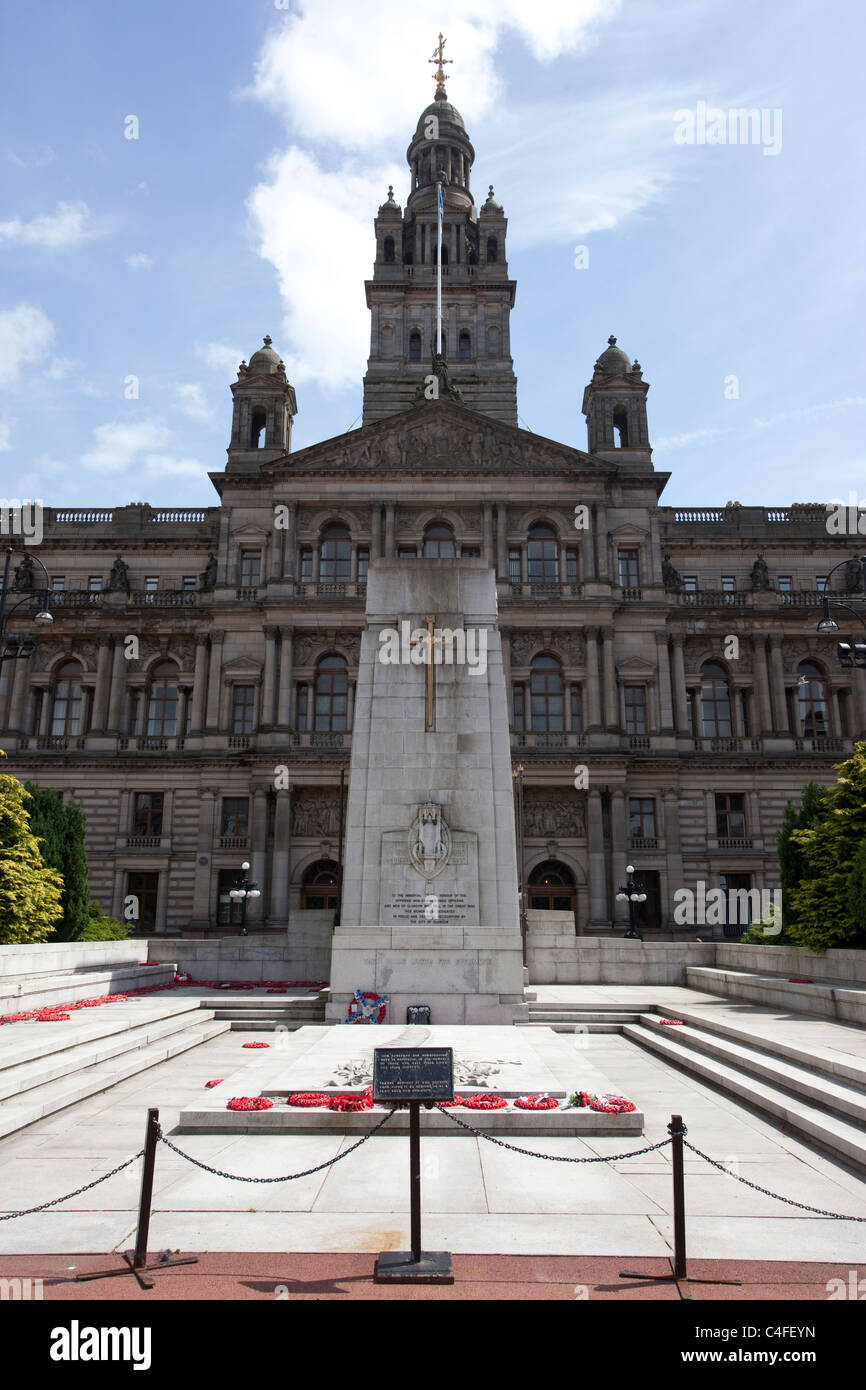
1 84 863 941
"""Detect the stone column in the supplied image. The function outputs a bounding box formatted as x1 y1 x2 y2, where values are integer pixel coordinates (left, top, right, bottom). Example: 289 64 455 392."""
270 515 284 580
587 787 607 924
748 789 761 842
495 502 508 580
250 786 268 925
261 627 278 729
483 502 494 566
671 635 689 733
190 787 217 930
752 636 773 734
372 503 382 561
270 787 291 925
283 502 297 580
662 788 684 926
655 632 674 732
601 627 617 728
828 688 842 737
611 788 629 923
768 635 789 732
582 507 596 581
595 502 609 580
39 688 52 736
384 501 396 558
90 638 112 732
189 633 209 734
205 630 224 731
853 669 866 738
732 686 745 737
277 627 294 727
347 680 355 732
106 638 127 732
585 628 601 729
8 655 29 732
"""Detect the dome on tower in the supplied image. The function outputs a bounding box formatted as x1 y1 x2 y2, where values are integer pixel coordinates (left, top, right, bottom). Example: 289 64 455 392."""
593 335 632 377
247 336 283 376
413 96 466 136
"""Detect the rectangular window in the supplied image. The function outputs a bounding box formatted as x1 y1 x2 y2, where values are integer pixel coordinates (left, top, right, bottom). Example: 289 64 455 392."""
508 548 521 583
629 797 656 839
220 797 249 837
133 792 164 837
740 689 750 737
682 576 697 592
715 792 746 838
88 576 103 592
182 575 197 591
300 547 313 583
231 685 255 734
126 872 159 931
461 546 480 558
296 684 308 730
618 549 639 589
570 685 582 732
624 685 647 735
51 576 65 591
721 576 736 592
397 546 416 559
777 575 792 591
145 576 159 592
217 868 244 926
356 547 369 582
512 684 524 733
240 551 261 587
816 576 828 592
565 549 578 583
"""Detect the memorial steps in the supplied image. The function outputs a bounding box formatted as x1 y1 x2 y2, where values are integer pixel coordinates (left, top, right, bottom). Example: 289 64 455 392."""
0 997 230 1140
196 992 326 1030
624 1010 866 1173
518 1001 643 1032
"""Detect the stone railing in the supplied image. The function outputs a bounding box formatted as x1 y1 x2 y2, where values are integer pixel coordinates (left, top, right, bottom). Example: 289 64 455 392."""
291 731 348 749
513 731 587 750
716 837 754 851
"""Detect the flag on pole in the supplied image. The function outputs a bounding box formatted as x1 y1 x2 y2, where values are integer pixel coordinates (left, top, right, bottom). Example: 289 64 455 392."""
437 182 444 227
436 181 444 355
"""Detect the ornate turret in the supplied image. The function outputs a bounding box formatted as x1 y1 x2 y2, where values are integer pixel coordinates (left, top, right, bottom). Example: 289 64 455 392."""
227 335 298 472
581 335 652 466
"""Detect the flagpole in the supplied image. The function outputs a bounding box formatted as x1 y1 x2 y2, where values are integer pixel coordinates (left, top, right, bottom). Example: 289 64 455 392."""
436 179 443 354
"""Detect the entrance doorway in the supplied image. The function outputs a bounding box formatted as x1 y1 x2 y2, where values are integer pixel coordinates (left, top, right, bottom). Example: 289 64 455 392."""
527 860 576 930
632 869 661 930
126 871 159 933
301 860 340 911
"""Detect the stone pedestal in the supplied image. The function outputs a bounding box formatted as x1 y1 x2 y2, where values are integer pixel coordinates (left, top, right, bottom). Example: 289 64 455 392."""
327 560 525 1024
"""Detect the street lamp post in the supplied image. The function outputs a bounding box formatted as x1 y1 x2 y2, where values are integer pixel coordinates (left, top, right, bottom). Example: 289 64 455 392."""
0 547 54 661
615 864 647 940
228 861 260 938
815 555 866 670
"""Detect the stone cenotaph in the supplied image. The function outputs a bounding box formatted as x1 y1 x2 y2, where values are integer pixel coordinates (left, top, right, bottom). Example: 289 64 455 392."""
326 560 527 1024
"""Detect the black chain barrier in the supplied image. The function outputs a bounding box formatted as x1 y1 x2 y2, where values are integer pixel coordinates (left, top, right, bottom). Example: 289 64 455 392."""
156 1109 398 1181
682 1139 866 1221
433 1103 673 1163
0 1149 145 1221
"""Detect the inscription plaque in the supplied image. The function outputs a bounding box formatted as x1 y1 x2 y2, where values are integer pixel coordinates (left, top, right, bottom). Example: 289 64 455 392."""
373 1047 454 1102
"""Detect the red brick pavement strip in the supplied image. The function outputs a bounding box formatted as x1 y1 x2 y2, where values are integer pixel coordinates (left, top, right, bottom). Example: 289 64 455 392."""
1 1254 862 1300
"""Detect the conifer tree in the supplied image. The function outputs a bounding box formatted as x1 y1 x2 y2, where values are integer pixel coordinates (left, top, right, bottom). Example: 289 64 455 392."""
0 775 64 944
788 743 866 951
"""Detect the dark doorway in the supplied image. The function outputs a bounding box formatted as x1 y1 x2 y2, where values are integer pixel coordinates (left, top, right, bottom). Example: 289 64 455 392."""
528 860 576 929
632 869 661 930
127 871 159 933
301 860 340 911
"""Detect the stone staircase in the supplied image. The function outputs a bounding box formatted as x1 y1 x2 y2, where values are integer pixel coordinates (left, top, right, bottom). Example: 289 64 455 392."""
0 997 230 1139
684 965 866 1027
518 1000 643 1033
624 1006 866 1173
197 992 326 1030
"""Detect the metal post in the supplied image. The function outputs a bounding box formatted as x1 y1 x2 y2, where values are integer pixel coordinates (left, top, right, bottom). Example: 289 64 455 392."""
132 1108 160 1268
409 1100 422 1262
670 1113 686 1279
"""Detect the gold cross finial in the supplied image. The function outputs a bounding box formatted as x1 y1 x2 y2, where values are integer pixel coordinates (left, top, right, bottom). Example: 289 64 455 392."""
429 32 452 94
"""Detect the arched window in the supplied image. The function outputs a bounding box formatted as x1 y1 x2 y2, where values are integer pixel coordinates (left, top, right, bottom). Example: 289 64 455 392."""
527 524 559 582
613 408 629 447
250 409 267 449
314 654 348 731
147 660 179 738
528 861 576 917
383 236 395 263
486 236 498 263
459 331 472 362
487 325 501 359
422 522 456 558
409 331 422 363
530 654 564 732
699 661 731 738
51 660 84 736
798 661 828 736
319 524 351 582
301 860 340 911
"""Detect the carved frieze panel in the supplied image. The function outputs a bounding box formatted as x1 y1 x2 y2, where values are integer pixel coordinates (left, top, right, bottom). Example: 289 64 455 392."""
292 788 341 837
522 789 586 838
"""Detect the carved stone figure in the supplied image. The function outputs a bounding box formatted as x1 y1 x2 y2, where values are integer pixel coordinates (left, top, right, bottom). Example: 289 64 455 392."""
199 554 218 591
844 556 865 593
662 553 684 593
409 803 452 878
12 554 35 591
107 555 131 594
750 554 771 590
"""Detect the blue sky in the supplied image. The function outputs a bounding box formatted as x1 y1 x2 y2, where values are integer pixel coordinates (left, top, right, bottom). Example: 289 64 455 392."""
0 0 863 509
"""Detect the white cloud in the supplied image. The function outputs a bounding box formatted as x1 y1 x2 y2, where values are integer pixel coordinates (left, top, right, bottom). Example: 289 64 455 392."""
126 252 152 269
176 383 212 420
81 420 170 473
196 341 245 375
0 304 55 387
753 397 866 431
8 145 55 170
46 356 77 381
143 453 208 478
652 427 723 452
0 419 12 451
0 201 93 248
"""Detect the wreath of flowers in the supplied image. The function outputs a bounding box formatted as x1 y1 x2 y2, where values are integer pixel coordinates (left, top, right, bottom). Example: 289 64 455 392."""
287 1092 333 1107
226 1097 274 1111
328 1086 374 1112
514 1095 559 1111
589 1095 637 1115
788 978 813 984
463 1094 508 1110
659 1018 684 1026
345 990 388 1025
205 1079 223 1089
242 1041 270 1048
437 1096 465 1108
569 1089 595 1108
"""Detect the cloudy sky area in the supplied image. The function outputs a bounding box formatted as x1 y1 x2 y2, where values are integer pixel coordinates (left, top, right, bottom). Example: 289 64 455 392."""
0 0 863 506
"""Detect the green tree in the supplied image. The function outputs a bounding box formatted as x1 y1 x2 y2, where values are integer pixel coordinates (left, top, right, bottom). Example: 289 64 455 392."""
23 782 90 940
0 775 64 944
81 901 129 941
787 742 866 951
